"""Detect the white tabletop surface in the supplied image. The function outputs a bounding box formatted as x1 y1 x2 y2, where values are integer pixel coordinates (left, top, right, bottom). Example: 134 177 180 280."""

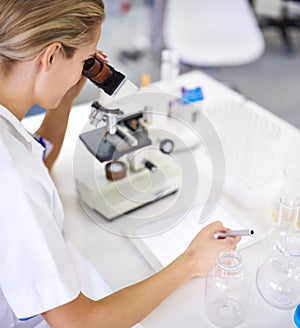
23 71 299 327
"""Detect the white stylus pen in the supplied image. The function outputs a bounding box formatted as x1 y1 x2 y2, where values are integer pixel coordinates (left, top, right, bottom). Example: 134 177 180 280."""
213 229 254 239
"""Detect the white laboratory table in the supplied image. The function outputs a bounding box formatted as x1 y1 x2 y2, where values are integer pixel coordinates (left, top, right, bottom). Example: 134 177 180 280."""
24 71 300 327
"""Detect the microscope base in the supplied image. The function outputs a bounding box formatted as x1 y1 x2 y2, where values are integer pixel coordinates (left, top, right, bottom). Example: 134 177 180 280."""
76 152 181 220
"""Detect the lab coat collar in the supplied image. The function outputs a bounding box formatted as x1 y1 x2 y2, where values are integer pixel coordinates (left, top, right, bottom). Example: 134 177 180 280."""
0 105 44 157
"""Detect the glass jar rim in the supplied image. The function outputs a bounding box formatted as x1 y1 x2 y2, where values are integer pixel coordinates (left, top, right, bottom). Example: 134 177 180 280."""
279 194 300 209
217 250 242 272
276 232 300 257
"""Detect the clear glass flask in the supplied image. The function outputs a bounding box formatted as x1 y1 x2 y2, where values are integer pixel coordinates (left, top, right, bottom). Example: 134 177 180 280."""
271 166 300 227
205 250 250 328
256 231 300 310
263 194 300 254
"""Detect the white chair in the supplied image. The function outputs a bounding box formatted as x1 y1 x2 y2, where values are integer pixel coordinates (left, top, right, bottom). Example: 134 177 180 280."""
162 0 265 67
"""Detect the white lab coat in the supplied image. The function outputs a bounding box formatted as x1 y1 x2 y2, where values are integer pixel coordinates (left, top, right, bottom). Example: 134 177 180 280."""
0 105 111 327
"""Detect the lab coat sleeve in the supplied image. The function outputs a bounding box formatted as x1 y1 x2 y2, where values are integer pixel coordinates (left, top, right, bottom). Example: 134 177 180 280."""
0 163 80 319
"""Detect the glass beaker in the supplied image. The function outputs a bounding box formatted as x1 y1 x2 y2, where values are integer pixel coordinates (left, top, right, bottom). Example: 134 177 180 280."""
256 231 300 310
205 250 250 328
271 166 300 227
263 195 300 253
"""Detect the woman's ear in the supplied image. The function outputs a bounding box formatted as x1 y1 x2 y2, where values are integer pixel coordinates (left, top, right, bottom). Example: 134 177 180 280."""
39 42 62 71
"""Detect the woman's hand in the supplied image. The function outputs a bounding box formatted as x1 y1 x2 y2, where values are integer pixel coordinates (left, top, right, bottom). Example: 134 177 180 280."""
58 75 86 109
183 221 241 278
95 50 108 63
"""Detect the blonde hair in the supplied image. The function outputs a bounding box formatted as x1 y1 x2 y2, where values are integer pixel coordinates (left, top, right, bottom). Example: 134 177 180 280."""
0 0 105 73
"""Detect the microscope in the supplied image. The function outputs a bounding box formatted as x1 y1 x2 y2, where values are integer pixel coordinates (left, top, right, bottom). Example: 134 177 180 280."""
76 56 182 220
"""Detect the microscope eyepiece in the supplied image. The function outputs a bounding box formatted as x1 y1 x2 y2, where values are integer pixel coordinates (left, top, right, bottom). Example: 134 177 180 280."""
83 57 110 84
83 58 96 71
82 56 126 96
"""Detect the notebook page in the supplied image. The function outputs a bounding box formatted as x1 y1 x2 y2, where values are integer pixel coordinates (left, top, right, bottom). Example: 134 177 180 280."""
133 206 256 269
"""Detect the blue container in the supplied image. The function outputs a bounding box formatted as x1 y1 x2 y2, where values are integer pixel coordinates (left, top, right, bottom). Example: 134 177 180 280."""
295 304 300 327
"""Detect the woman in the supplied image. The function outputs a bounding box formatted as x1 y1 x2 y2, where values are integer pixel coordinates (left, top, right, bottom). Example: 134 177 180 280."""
0 1 240 327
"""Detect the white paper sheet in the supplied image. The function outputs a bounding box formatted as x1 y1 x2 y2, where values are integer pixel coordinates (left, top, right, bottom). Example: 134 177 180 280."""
130 205 257 270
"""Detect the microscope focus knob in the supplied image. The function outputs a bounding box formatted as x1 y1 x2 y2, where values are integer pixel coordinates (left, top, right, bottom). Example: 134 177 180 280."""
159 139 174 154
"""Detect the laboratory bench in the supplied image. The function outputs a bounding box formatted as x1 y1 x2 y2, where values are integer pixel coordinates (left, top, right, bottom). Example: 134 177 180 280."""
23 71 299 327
